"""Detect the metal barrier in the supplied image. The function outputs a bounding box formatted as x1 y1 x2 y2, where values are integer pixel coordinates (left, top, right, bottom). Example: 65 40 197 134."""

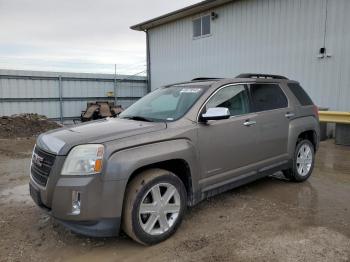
319 111 350 145
319 111 350 124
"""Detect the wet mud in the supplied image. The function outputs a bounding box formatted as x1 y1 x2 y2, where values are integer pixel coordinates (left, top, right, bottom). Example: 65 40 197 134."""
0 139 349 261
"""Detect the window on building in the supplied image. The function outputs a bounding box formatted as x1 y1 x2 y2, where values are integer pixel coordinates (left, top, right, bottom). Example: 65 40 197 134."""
250 84 288 112
193 18 202 38
193 15 211 38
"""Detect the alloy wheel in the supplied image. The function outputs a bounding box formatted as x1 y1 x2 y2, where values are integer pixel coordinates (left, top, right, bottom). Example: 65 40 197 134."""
296 143 313 176
138 183 181 235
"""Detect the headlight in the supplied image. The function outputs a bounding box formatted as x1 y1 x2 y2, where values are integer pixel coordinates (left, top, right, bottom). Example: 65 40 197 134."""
61 144 104 175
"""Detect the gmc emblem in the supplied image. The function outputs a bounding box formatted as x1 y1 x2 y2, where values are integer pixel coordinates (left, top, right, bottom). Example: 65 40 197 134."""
32 153 44 167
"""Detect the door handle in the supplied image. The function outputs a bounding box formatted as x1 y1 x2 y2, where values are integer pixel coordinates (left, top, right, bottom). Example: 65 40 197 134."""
285 112 295 118
243 120 256 127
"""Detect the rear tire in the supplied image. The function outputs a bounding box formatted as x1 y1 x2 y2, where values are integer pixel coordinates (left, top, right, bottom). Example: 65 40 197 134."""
122 168 187 245
283 139 315 182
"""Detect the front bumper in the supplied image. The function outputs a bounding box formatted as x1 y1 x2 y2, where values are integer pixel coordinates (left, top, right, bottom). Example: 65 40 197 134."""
29 163 127 237
56 217 121 237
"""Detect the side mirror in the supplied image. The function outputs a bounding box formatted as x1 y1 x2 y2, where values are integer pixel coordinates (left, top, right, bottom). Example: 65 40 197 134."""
200 107 230 122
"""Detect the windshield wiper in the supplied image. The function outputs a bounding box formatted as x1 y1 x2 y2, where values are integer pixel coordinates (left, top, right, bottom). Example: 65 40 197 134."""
121 116 154 122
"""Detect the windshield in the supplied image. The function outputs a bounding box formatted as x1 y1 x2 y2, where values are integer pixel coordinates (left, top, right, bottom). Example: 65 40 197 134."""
120 85 206 122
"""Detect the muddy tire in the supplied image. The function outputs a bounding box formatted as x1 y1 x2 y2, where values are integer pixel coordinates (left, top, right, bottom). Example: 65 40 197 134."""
122 168 187 245
283 139 315 182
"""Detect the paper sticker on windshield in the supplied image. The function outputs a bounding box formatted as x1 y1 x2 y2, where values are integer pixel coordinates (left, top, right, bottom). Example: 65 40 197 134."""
180 88 201 93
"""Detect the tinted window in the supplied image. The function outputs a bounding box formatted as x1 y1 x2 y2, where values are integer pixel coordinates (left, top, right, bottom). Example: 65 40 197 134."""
250 84 288 112
288 83 314 106
206 85 249 116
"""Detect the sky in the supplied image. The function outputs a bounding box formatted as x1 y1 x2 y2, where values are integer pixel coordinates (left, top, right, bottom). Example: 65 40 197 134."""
0 0 201 75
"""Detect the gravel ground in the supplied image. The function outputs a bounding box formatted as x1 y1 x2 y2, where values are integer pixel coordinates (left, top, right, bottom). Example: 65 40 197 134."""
0 138 349 262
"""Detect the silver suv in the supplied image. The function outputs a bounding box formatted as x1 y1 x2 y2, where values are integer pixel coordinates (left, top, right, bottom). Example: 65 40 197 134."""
29 74 320 245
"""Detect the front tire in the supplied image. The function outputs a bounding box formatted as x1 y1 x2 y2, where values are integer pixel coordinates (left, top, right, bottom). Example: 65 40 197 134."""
283 139 315 182
122 168 187 245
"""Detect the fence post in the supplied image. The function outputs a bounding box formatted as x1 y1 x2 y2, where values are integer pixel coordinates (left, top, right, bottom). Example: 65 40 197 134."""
58 75 63 124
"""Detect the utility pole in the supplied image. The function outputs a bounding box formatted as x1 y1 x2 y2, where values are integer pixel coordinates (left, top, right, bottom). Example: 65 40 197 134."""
58 75 63 124
114 64 117 105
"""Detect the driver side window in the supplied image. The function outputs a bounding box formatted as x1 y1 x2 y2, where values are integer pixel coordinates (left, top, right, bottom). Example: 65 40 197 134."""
206 84 249 116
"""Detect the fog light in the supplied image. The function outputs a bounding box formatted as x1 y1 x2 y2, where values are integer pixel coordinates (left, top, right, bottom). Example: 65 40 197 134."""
72 191 81 215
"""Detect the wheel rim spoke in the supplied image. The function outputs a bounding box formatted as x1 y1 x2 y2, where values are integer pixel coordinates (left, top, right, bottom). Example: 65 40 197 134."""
163 203 180 214
158 213 169 232
303 164 307 175
143 213 158 233
139 203 158 214
151 185 162 203
305 147 311 157
162 185 176 203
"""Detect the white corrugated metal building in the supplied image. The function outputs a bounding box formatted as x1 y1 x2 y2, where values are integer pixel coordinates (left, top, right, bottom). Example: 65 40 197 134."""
132 0 350 111
0 69 147 120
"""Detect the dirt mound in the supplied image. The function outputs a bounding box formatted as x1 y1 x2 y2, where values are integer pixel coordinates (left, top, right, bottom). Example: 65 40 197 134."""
0 113 62 138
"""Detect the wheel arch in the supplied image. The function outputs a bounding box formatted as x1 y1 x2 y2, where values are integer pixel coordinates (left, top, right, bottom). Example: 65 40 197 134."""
296 130 318 151
126 159 194 206
288 116 320 158
105 139 201 206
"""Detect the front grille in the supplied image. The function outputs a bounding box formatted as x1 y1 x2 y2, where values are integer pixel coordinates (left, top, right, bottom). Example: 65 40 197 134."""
31 146 56 186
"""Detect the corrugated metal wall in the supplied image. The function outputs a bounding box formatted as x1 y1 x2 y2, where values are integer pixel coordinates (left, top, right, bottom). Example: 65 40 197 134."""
0 69 147 120
148 0 350 111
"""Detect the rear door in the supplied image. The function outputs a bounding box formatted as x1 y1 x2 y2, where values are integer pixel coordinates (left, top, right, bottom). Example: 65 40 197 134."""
249 83 291 166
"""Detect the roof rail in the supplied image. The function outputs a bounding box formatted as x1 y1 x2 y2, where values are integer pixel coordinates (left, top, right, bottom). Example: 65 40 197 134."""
191 77 223 81
235 73 289 80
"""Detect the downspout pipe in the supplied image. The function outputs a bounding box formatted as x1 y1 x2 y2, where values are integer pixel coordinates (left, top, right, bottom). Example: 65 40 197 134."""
145 29 151 93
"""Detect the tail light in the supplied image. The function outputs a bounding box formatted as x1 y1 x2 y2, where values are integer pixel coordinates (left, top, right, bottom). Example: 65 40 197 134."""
313 105 319 117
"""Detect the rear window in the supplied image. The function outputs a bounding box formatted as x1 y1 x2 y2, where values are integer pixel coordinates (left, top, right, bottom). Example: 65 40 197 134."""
288 83 314 106
250 84 288 112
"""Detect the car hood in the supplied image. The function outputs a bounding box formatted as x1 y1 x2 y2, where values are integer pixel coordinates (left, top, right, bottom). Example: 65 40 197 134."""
36 118 167 155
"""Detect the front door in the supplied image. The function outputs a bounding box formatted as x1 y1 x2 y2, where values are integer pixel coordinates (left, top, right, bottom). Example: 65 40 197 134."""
197 84 259 190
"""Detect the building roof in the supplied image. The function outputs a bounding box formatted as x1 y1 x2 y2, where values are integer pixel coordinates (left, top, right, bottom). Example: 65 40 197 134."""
130 0 234 31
